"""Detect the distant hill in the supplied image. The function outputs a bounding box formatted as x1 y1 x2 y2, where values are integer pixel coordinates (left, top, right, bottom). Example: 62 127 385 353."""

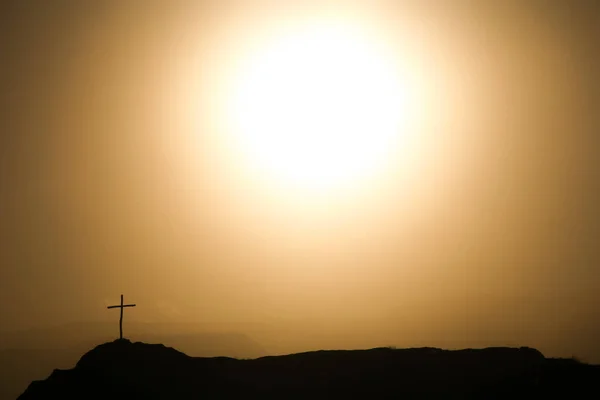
18 340 600 399
0 323 266 400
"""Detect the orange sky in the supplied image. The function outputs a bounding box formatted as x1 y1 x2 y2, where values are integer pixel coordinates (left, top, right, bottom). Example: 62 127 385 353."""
1 1 599 362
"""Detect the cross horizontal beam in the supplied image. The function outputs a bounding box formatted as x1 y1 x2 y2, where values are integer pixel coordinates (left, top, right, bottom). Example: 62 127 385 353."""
107 304 136 309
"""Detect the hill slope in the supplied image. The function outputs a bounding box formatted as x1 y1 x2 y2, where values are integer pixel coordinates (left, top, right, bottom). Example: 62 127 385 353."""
18 340 599 399
0 323 266 400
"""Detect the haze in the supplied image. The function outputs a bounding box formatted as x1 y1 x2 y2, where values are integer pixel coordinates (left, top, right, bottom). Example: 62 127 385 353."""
1 0 599 363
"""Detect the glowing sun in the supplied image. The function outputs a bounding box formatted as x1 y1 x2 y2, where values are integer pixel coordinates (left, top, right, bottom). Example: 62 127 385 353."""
227 22 416 191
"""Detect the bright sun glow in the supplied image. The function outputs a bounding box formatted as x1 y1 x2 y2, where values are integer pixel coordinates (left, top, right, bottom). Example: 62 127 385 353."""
227 21 418 192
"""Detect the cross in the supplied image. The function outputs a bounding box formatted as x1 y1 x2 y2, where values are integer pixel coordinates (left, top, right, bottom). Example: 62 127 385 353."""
107 294 136 340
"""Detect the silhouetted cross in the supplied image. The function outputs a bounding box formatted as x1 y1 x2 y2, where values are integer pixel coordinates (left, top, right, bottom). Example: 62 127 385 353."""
107 294 136 340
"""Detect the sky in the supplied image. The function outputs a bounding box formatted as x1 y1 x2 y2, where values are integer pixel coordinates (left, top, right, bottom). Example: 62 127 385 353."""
1 1 599 361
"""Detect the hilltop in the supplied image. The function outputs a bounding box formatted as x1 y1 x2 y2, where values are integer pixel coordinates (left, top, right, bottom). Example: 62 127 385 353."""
0 323 265 400
18 339 600 399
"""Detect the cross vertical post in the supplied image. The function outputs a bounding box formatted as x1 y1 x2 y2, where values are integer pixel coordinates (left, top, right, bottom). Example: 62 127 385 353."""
107 294 136 340
119 294 123 339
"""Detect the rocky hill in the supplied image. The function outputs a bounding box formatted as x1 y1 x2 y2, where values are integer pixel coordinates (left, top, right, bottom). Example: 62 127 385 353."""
0 323 266 399
18 339 599 399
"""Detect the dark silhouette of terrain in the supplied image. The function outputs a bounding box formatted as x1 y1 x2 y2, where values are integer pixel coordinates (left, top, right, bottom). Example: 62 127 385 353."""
18 339 600 399
0 323 266 400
